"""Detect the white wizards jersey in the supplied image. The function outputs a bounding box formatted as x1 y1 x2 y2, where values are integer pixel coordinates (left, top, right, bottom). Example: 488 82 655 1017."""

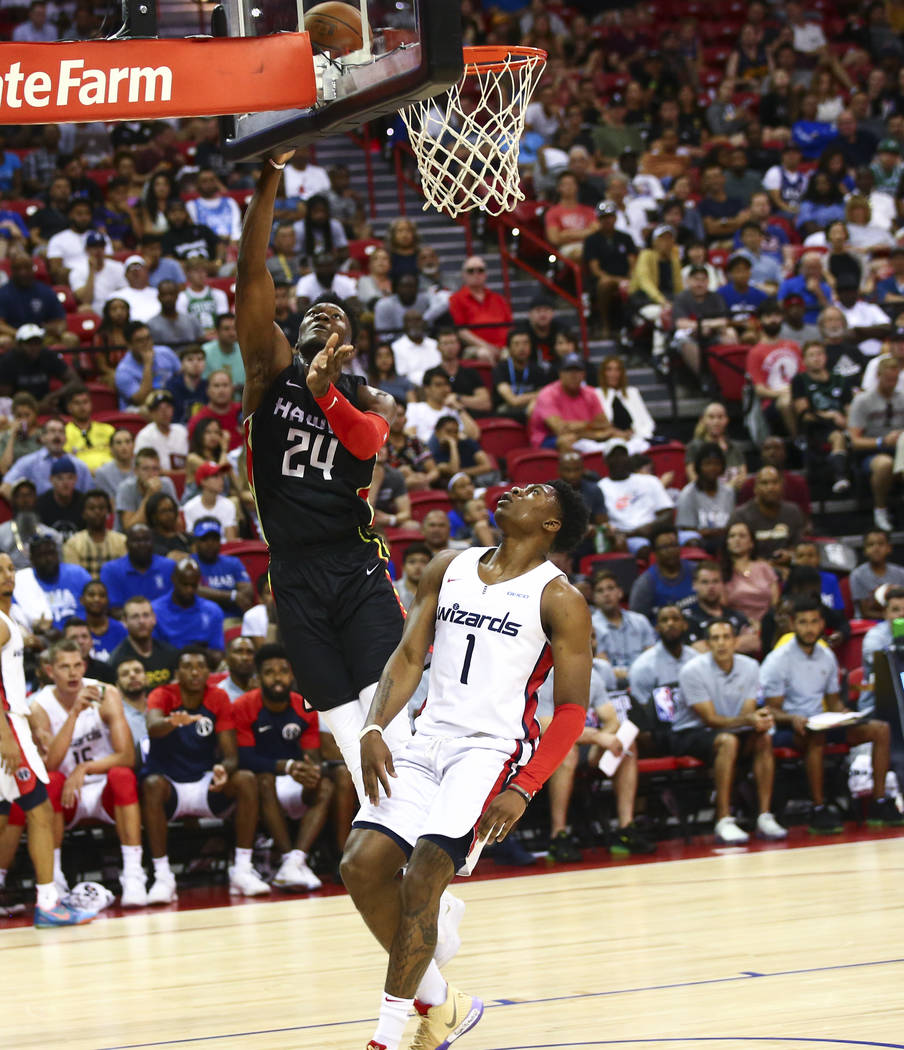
0 608 27 716
32 680 113 781
417 547 565 747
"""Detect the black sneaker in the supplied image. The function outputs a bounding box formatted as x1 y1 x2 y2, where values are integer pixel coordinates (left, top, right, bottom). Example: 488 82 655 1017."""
809 804 844 835
610 823 657 857
866 797 904 828
546 829 583 864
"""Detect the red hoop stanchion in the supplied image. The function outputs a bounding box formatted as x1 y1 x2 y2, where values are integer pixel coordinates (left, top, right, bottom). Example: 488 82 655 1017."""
399 45 547 217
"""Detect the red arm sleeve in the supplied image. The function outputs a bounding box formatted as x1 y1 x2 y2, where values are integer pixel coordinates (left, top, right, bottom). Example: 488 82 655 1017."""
314 383 389 460
510 702 586 796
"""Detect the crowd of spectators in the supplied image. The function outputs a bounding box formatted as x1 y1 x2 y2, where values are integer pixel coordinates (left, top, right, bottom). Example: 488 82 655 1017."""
2 0 904 907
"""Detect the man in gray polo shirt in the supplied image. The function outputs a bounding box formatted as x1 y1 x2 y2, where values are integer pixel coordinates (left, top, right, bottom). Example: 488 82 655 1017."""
859 587 904 716
629 604 698 756
676 618 786 845
762 594 902 831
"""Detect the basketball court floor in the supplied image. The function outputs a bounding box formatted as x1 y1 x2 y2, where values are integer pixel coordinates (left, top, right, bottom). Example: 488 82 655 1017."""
3 830 903 1050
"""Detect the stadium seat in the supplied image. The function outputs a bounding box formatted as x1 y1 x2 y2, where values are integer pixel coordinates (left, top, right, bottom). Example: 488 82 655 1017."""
208 276 237 308
221 540 270 585
577 552 639 593
85 382 118 413
508 448 559 486
347 238 383 267
482 483 509 512
163 470 186 499
581 452 607 479
707 345 748 403
0 495 11 524
646 441 687 489
94 411 145 436
459 359 493 392
54 285 78 313
838 574 855 620
66 311 102 345
409 489 452 522
836 621 874 673
476 417 528 462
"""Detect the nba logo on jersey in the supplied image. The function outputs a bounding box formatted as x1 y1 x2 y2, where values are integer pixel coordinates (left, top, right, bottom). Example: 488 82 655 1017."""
195 716 214 737
282 724 301 741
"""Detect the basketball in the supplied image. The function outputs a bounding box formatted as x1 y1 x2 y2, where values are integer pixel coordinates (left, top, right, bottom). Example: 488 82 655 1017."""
305 2 364 55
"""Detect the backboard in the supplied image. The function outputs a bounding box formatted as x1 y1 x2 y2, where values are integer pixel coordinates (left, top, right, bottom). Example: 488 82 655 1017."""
216 0 464 161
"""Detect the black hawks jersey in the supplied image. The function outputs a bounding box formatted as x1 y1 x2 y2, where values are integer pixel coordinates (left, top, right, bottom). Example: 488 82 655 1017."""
245 360 376 556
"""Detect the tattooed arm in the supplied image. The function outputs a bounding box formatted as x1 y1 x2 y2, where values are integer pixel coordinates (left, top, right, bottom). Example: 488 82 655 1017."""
359 549 458 804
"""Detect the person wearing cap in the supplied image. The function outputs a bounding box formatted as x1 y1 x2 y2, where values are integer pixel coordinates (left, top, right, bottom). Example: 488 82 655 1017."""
763 144 809 218
148 279 205 353
0 392 41 475
746 298 803 437
584 203 637 340
779 292 820 346
113 321 181 411
68 232 126 315
181 460 238 541
134 390 188 472
0 478 62 569
447 256 513 360
670 265 733 379
0 251 67 345
63 385 115 471
835 274 894 358
628 224 683 359
201 312 246 389
35 456 86 537
176 256 231 336
870 138 904 195
110 254 161 324
0 323 80 414
0 418 93 502
528 353 614 451
874 246 904 323
543 171 600 263
190 517 253 623
46 198 109 285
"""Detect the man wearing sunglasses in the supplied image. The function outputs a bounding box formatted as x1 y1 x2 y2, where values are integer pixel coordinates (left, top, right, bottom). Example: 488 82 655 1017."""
448 256 513 363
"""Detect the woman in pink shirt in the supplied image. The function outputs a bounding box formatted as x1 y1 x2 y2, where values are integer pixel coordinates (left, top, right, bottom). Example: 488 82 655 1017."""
721 520 780 635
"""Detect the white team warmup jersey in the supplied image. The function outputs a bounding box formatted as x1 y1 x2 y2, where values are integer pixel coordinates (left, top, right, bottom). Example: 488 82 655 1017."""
31 679 113 783
0 608 28 716
416 546 565 747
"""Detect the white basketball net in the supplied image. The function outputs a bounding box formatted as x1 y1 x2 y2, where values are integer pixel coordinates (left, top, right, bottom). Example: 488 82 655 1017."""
400 48 547 217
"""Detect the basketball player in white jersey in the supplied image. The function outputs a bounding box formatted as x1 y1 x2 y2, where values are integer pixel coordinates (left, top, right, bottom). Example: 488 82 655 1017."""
0 553 94 927
341 480 592 1050
29 638 148 906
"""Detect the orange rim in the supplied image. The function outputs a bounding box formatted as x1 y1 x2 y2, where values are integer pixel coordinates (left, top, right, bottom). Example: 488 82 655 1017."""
461 45 547 75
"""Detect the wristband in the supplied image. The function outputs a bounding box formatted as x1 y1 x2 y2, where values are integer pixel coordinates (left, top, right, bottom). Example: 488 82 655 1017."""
285 759 295 777
508 782 533 804
269 158 286 170
230 589 237 603
359 723 384 741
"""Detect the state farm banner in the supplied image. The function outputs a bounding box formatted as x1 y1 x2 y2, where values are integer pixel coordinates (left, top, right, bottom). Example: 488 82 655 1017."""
0 34 317 123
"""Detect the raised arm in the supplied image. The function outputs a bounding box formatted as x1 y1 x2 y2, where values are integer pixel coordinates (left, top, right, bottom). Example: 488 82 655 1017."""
235 150 296 416
358 549 458 802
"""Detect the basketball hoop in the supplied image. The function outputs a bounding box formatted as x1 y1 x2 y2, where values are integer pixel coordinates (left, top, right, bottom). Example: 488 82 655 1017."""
399 45 547 218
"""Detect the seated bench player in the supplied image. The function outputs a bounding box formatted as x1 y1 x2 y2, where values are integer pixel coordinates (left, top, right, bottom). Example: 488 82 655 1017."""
761 594 904 833
675 619 788 845
27 639 147 906
233 644 333 891
140 644 269 903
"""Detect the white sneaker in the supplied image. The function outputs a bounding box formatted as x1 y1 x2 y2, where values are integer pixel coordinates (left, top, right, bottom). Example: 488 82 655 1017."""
875 507 893 532
832 478 851 495
434 890 466 969
54 873 70 899
714 816 749 845
120 873 148 908
228 865 270 896
272 854 322 891
756 812 788 840
147 874 178 905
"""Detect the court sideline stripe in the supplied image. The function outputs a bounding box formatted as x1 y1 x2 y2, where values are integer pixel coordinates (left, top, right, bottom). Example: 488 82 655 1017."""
93 955 904 1050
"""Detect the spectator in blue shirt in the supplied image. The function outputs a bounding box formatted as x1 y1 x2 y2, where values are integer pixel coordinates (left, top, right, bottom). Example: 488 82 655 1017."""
27 534 91 630
734 223 784 289
718 255 768 333
791 94 839 160
81 578 129 662
165 344 209 424
875 247 904 322
114 320 181 410
796 171 846 237
0 417 93 501
100 523 175 613
778 252 833 324
142 235 186 288
0 254 67 345
191 517 253 623
152 558 225 655
628 527 697 623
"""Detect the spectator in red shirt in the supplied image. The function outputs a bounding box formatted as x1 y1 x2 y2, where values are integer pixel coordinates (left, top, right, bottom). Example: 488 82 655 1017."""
233 644 333 892
447 255 513 362
746 298 803 436
543 171 600 262
140 645 269 904
528 353 614 451
187 370 243 450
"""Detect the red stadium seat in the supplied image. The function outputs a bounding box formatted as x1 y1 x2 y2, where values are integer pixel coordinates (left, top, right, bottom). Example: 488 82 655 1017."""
163 470 186 499
476 417 528 462
409 490 452 522
838 574 854 619
54 285 78 313
646 441 687 489
66 311 102 345
836 621 874 673
459 359 493 392
347 238 384 267
482 483 509 512
221 540 270 587
508 448 559 486
3 198 42 218
85 382 119 413
94 411 145 436
581 452 607 478
0 496 11 524
208 276 236 308
707 345 748 403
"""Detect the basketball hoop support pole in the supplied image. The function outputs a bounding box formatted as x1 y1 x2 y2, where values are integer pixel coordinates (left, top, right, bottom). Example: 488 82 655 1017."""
121 0 158 38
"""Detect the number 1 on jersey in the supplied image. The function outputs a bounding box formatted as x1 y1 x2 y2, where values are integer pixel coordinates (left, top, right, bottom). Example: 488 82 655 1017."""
460 633 476 685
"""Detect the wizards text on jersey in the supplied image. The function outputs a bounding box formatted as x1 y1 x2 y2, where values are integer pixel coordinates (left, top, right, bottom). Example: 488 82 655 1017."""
436 602 522 636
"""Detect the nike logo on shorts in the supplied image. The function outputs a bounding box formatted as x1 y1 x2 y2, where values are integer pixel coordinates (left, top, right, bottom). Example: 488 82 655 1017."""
366 563 381 576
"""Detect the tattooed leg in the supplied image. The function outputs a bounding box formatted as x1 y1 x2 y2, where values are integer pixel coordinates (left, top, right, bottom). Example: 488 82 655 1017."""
385 838 455 998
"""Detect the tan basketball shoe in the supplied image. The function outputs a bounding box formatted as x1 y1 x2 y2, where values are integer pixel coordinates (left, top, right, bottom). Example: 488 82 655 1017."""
409 986 483 1050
